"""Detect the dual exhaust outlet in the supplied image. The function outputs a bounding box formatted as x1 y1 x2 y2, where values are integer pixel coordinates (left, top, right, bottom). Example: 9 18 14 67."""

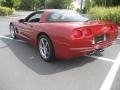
88 49 104 56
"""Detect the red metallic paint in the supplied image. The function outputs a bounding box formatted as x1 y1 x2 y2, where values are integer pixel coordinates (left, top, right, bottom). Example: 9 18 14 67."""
11 10 118 60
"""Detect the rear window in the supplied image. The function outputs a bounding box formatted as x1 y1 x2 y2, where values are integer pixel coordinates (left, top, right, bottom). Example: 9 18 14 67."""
47 10 89 22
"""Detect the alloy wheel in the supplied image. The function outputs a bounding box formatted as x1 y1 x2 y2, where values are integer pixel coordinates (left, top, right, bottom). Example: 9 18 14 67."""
10 25 16 39
39 38 50 60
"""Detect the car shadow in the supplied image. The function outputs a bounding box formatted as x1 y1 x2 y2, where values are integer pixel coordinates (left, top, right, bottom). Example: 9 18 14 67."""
0 36 96 75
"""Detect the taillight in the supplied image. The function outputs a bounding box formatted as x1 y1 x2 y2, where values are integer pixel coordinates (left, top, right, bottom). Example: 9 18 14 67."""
103 25 114 32
110 25 118 32
84 29 92 36
109 26 113 30
71 30 82 39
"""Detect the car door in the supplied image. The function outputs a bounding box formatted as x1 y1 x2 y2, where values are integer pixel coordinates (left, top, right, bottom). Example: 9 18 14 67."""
18 11 43 41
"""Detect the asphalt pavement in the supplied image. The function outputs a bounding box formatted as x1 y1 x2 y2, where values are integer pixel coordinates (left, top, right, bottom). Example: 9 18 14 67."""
0 11 120 90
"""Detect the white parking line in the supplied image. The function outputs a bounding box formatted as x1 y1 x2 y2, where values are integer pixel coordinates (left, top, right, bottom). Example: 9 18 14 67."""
0 35 116 63
1 35 120 90
87 55 115 63
117 37 120 40
100 52 120 90
0 35 26 43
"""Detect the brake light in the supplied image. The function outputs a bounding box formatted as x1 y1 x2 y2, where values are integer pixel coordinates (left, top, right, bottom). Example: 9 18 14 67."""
110 25 117 32
103 26 113 31
84 29 92 36
109 26 113 30
71 30 82 38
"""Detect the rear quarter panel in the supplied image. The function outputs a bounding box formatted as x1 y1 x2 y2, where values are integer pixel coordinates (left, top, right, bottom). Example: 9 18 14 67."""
38 23 75 58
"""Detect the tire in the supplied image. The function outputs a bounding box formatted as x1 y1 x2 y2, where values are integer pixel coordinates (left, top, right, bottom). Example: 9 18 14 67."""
10 24 16 39
38 35 55 62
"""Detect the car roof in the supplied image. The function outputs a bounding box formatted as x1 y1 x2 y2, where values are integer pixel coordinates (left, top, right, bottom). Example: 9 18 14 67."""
35 9 74 13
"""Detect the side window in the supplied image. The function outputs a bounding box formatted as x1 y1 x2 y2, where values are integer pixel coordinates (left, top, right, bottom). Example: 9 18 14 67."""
26 12 43 22
48 13 61 21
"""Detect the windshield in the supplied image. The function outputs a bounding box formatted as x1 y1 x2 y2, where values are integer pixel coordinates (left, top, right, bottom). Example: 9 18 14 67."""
47 10 89 22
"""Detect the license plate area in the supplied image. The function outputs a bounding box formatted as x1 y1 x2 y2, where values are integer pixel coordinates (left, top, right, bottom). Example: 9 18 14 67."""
93 34 106 44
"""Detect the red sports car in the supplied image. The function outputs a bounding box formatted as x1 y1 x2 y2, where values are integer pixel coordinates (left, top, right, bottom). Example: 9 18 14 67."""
10 9 118 62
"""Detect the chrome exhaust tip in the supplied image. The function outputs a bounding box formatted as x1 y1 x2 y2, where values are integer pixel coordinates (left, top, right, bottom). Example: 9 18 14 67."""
87 49 104 56
87 50 96 56
97 49 104 52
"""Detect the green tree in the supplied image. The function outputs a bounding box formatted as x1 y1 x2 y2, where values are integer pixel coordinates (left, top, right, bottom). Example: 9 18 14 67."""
91 0 120 7
0 0 3 6
19 0 73 10
2 0 21 9
45 0 73 9
84 0 92 12
19 0 32 10
19 0 44 10
84 0 120 13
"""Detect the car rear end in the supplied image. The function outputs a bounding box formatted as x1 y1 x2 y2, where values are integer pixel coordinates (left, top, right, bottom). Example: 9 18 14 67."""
69 23 118 58
44 10 118 59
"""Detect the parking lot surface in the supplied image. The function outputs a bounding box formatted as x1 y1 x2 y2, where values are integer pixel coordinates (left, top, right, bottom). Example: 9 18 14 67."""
0 13 120 90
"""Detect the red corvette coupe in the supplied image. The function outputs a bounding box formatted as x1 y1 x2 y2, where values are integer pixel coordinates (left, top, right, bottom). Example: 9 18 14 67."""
10 9 118 62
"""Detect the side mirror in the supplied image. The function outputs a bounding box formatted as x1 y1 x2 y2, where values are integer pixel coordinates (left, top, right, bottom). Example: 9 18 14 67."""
19 19 25 23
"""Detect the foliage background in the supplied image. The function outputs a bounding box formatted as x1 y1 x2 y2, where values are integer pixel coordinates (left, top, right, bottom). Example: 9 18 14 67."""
88 7 120 25
45 0 73 9
0 6 14 15
2 0 21 9
19 0 73 10
83 0 120 25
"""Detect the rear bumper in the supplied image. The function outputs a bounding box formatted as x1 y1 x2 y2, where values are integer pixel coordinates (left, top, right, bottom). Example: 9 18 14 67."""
55 24 118 60
54 30 118 60
71 41 112 52
65 41 112 59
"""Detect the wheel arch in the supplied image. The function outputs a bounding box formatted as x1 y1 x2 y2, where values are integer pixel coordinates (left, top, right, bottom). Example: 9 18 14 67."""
36 32 54 49
36 32 56 59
